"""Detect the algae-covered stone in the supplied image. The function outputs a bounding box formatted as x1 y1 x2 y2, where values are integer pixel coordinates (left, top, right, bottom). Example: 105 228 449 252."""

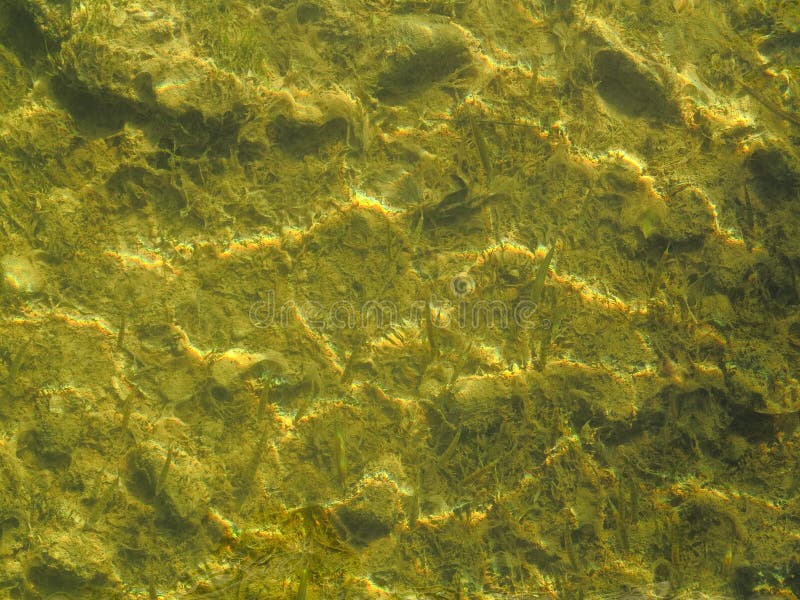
593 48 677 121
373 15 472 99
1 253 45 294
586 18 679 122
746 145 800 205
332 473 403 546
210 348 291 388
661 187 717 244
60 30 245 120
447 374 511 432
126 440 209 528
28 531 121 597
0 44 28 114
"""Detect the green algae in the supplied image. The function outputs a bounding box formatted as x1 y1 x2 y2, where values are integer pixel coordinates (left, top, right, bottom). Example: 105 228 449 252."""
1 0 800 598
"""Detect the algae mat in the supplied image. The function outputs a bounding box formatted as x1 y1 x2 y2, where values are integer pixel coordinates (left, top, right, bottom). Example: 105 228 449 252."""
1 0 800 598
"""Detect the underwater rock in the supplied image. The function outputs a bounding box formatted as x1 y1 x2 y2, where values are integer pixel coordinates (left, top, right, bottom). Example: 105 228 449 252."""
746 145 800 206
332 473 403 546
1 253 45 295
586 18 679 122
28 531 121 597
126 441 209 528
0 44 28 114
661 187 717 244
725 339 800 417
373 15 472 99
60 30 244 120
447 374 511 432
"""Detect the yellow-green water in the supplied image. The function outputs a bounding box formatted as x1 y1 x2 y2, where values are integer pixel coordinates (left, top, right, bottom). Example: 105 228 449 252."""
1 0 800 598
